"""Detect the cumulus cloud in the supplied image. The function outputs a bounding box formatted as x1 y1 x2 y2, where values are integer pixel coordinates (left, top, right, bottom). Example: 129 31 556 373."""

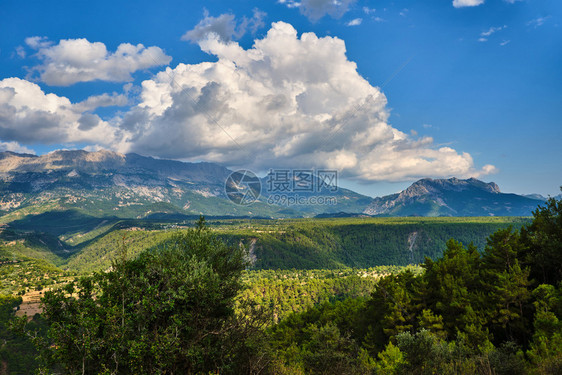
182 9 266 43
25 38 172 86
116 21 495 182
280 0 356 21
2 22 495 182
453 0 485 8
0 77 121 146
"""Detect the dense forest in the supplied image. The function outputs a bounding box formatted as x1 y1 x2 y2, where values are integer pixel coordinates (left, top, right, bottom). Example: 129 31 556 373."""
0 199 560 373
239 266 421 324
4 216 525 274
266 197 562 374
235 217 529 269
0 211 529 274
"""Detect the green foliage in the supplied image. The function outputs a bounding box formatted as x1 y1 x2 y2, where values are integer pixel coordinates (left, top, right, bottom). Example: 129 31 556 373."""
64 229 175 273
25 217 267 374
1 212 529 274
240 266 416 323
527 284 562 374
522 196 562 285
221 216 529 270
0 250 73 295
268 197 562 374
0 294 43 374
373 341 404 374
268 298 372 374
1 198 560 374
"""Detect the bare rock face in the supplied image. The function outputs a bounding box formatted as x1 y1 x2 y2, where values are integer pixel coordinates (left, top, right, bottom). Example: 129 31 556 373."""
0 150 126 173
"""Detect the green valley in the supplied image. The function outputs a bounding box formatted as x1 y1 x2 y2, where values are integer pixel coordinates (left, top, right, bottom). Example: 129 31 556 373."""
0 212 530 275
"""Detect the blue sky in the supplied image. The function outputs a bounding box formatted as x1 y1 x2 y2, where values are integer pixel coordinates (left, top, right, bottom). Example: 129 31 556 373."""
0 0 560 197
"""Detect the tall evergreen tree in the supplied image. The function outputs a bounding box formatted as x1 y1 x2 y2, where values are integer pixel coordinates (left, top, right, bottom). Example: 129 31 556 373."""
522 193 562 285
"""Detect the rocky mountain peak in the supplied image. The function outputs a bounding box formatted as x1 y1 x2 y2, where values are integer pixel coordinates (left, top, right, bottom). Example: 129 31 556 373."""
363 177 534 217
407 177 501 195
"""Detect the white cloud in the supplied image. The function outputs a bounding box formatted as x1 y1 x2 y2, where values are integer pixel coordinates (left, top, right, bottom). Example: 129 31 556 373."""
116 21 495 182
279 0 301 9
362 7 375 15
2 22 496 182
74 92 128 112
500 40 510 46
280 0 356 21
26 38 171 86
481 25 506 37
453 0 485 8
454 0 523 7
0 77 121 145
24 36 52 49
182 9 266 43
346 18 362 26
182 12 238 43
478 25 506 42
245 9 267 34
527 16 550 28
0 141 35 154
14 46 26 59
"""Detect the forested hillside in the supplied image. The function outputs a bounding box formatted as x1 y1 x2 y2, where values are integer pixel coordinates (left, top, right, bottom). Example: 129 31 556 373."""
219 217 530 269
266 197 562 374
0 216 529 273
3 197 560 374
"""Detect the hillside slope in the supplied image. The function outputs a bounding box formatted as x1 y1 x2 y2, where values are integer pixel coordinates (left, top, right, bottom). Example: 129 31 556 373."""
46 217 530 272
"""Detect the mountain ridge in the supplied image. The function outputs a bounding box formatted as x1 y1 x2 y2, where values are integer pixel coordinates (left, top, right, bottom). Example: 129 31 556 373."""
363 176 541 217
0 150 370 218
0 150 546 218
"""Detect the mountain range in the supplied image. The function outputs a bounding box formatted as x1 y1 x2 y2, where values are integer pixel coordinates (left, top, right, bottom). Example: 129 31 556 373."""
0 150 547 219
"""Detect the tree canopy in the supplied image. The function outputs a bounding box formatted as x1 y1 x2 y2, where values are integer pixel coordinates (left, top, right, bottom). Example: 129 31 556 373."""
27 216 267 374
